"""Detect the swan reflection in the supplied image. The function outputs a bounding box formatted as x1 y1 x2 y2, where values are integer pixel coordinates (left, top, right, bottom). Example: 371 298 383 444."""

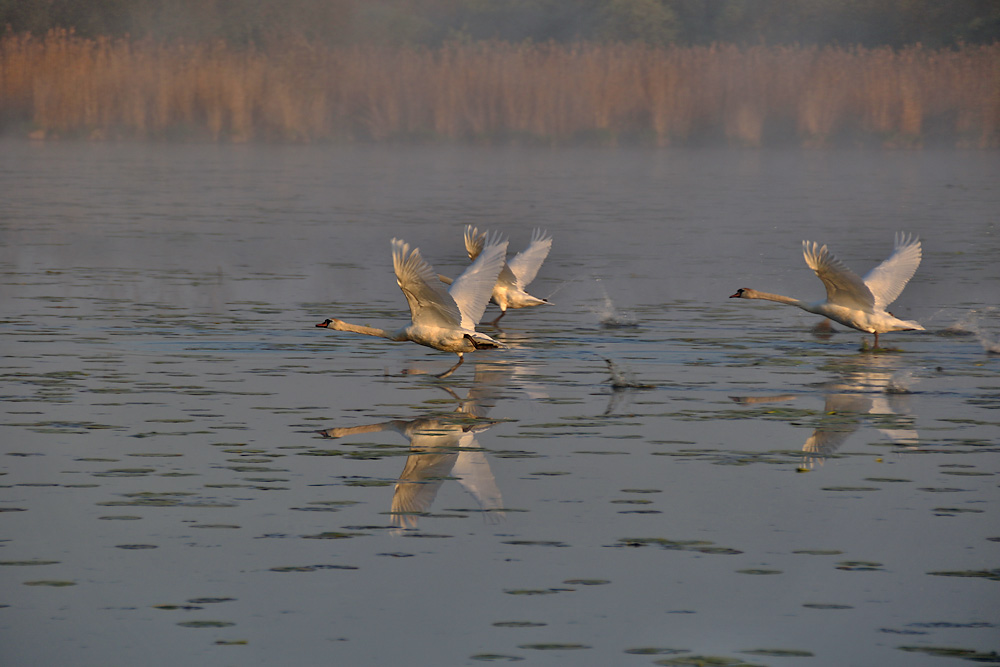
732 355 918 466
316 364 511 530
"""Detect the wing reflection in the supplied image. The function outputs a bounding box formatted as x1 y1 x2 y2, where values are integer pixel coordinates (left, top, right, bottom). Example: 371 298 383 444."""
316 364 511 531
732 355 918 466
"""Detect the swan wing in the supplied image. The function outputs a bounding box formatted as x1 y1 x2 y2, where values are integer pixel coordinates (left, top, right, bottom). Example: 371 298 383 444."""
464 225 486 261
391 238 462 328
802 240 875 312
449 232 508 329
862 232 921 311
506 228 552 287
467 224 516 289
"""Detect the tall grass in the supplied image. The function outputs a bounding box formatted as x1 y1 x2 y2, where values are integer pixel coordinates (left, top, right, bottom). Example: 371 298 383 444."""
2 30 997 147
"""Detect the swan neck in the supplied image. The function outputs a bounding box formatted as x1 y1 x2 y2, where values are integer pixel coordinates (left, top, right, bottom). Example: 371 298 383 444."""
330 320 397 340
747 290 808 309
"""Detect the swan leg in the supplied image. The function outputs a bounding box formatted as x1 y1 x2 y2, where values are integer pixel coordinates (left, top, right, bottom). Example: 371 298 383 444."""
436 353 465 379
873 332 880 350
487 309 507 326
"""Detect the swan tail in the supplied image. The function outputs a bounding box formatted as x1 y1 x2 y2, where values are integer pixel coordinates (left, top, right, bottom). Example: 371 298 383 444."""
465 333 506 350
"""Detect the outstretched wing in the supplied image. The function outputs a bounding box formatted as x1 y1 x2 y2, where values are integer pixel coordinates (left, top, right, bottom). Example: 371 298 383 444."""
449 232 508 330
391 238 461 328
464 225 487 261
863 232 921 310
802 240 874 312
507 228 552 287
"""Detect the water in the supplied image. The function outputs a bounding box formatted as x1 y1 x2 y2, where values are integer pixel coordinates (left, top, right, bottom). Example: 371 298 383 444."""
1 140 998 666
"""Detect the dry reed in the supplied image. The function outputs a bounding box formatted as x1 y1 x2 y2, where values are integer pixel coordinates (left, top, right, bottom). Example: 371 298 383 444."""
2 31 997 147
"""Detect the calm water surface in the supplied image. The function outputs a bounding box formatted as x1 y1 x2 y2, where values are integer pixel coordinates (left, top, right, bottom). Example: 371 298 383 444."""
1 141 998 666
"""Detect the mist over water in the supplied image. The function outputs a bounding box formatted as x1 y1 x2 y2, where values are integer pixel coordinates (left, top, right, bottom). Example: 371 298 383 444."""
1 140 998 665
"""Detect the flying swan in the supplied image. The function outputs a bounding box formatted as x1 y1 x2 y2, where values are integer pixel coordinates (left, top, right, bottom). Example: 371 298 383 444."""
729 232 923 349
441 226 552 325
316 235 509 378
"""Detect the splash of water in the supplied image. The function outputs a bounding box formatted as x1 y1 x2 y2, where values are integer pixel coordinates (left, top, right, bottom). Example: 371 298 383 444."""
946 308 1000 353
603 358 654 390
592 278 638 328
885 369 916 394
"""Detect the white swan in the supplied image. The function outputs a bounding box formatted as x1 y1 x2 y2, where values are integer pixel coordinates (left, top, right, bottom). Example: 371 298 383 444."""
316 235 508 377
442 226 552 325
730 232 924 349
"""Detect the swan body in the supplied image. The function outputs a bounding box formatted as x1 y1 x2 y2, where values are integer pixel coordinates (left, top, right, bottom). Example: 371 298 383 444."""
730 232 924 348
461 226 552 324
317 236 509 376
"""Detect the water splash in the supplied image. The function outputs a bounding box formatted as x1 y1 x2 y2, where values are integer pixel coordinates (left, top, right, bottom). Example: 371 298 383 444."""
884 369 916 394
592 278 638 328
944 308 1000 353
603 358 654 390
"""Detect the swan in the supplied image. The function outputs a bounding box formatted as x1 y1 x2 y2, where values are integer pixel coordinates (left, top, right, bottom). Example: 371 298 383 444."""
730 232 923 349
316 235 509 378
441 226 552 325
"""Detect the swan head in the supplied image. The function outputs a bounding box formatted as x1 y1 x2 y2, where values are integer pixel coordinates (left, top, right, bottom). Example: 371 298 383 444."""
729 288 752 299
316 318 337 328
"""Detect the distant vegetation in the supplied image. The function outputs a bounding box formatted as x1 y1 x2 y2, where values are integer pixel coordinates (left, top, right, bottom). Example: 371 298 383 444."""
3 0 998 48
1 1 998 146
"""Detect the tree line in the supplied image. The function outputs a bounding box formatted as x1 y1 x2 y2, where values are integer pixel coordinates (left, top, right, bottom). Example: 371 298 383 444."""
2 0 998 49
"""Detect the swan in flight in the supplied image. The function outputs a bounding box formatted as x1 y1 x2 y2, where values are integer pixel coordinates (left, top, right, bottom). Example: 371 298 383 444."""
441 226 552 325
316 235 508 378
730 232 923 349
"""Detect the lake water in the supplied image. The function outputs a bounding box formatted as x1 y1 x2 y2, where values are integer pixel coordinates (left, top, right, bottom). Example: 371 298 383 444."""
1 140 998 666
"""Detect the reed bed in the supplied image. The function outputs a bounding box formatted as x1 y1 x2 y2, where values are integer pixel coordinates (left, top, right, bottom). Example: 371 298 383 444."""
2 30 997 147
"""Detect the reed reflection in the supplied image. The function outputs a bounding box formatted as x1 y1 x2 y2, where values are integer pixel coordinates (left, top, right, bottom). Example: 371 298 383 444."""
316 364 511 530
732 354 918 466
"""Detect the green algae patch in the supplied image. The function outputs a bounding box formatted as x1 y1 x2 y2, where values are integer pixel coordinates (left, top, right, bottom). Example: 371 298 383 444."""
469 654 524 662
836 561 884 571
177 620 235 628
654 656 765 666
740 648 814 657
803 603 853 609
342 479 393 487
898 646 1000 661
493 621 547 628
0 560 59 566
154 604 203 611
927 568 1000 581
23 580 76 587
270 564 359 572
